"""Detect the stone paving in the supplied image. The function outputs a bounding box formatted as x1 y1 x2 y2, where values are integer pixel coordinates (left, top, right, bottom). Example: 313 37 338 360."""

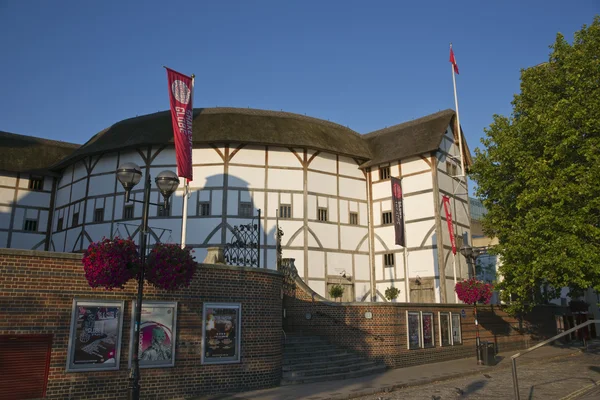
354 349 600 400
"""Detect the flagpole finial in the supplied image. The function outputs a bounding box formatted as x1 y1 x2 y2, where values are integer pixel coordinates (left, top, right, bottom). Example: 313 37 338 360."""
191 74 195 79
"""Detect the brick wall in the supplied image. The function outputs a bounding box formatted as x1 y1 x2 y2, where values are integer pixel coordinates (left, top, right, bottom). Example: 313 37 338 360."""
283 266 560 368
0 249 283 399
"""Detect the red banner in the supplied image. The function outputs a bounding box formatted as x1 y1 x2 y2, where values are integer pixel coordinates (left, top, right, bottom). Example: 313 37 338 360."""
442 196 456 254
391 177 405 247
166 68 194 181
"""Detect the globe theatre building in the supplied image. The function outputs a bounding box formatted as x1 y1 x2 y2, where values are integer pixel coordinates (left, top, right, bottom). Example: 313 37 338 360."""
0 107 472 304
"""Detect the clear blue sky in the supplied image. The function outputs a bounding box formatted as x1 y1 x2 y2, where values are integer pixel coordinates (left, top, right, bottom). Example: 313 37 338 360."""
1 0 597 156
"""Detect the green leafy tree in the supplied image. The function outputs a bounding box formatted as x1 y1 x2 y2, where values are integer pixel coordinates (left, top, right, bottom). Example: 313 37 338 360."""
470 17 600 314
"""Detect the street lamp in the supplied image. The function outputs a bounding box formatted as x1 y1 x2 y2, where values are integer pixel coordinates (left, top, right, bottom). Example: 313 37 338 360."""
460 243 486 365
116 162 179 400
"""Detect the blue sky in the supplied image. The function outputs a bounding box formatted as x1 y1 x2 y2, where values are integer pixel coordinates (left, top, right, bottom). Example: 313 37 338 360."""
0 0 597 157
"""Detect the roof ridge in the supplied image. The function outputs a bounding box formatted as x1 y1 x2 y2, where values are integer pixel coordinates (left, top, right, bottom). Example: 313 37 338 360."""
0 130 80 148
363 109 455 138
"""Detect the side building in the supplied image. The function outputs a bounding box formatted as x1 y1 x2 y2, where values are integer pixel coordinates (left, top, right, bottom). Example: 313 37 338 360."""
0 107 472 303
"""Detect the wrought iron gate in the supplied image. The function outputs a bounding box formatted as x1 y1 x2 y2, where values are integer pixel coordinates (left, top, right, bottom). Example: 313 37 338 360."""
224 209 261 267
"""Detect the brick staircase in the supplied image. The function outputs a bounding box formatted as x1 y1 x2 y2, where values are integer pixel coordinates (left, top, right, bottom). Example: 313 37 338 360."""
281 332 386 385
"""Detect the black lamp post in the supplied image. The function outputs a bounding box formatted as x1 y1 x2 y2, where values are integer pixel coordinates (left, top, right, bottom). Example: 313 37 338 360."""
459 243 485 365
116 162 179 400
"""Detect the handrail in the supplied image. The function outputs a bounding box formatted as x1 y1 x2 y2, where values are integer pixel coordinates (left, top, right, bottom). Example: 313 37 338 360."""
511 319 599 400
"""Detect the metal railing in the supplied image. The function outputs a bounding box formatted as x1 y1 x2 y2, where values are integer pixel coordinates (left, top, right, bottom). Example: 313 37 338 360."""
511 319 599 400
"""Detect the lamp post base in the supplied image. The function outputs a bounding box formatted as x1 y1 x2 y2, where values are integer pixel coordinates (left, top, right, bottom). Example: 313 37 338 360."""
476 336 484 365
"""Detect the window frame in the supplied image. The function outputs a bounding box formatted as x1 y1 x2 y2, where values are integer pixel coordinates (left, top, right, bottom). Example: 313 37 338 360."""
28 176 44 191
382 211 393 225
349 212 358 225
383 253 395 267
23 218 38 232
438 311 462 346
157 203 171 217
93 208 104 223
279 204 292 219
123 204 134 220
198 201 210 217
72 211 79 227
379 166 391 180
318 207 328 222
407 311 422 349
239 202 253 217
56 217 64 231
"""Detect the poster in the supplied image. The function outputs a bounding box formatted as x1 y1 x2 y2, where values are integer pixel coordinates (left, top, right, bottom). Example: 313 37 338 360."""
202 303 241 364
440 312 451 346
452 313 462 344
66 299 124 372
407 312 421 349
129 301 177 368
422 313 434 348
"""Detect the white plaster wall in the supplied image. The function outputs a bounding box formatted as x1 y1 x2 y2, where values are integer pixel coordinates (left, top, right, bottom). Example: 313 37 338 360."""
93 154 119 174
307 171 336 196
228 166 265 190
338 156 363 179
119 151 146 169
88 174 116 197
309 222 337 249
309 280 326 298
192 146 225 165
403 173 433 193
408 250 436 277
228 145 266 166
72 161 87 182
340 226 367 251
71 179 86 202
269 147 303 168
308 250 325 278
371 180 390 201
339 177 367 200
405 220 436 248
55 186 70 208
355 282 371 301
0 204 11 228
0 186 14 204
309 152 336 174
0 231 8 247
10 232 46 249
404 192 435 220
190 165 225 189
280 221 304 246
401 157 430 175
0 172 17 186
268 169 303 192
354 254 370 280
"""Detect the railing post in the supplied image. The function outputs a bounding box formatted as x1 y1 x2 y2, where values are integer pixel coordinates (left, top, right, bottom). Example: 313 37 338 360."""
512 357 520 400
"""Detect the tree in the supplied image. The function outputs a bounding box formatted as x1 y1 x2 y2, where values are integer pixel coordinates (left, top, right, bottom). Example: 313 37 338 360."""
470 17 600 314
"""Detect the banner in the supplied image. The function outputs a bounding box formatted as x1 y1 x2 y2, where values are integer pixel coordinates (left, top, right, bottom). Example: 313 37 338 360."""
391 177 405 246
166 67 194 181
442 195 456 254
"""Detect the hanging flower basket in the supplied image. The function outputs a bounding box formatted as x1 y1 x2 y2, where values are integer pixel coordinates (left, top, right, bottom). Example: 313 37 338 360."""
455 278 494 305
146 243 197 291
82 237 140 290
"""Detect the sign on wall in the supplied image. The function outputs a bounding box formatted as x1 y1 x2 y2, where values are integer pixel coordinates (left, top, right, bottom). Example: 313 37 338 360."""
407 312 421 349
391 177 406 246
66 299 125 372
128 301 178 368
201 303 242 364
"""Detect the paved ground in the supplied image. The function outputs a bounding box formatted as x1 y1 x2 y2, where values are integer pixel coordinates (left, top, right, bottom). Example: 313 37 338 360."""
194 342 600 400
354 348 600 400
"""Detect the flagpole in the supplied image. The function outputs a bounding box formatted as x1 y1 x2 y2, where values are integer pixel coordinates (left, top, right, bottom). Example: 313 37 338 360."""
180 73 195 249
450 43 467 187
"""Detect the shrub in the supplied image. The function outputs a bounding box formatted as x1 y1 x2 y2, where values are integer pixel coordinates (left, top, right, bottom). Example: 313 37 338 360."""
329 284 344 301
385 286 400 301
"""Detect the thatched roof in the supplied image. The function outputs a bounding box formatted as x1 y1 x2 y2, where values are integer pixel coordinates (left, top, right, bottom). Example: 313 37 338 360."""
0 131 79 173
56 108 372 167
360 109 472 168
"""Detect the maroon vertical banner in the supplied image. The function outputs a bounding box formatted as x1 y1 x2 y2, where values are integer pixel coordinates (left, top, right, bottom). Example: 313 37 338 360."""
166 67 194 181
391 177 405 246
442 196 456 254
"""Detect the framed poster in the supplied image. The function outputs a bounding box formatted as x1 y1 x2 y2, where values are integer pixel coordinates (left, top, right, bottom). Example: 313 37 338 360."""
201 303 241 364
422 312 434 348
128 301 177 368
439 312 451 346
66 299 125 372
407 311 421 349
451 313 462 344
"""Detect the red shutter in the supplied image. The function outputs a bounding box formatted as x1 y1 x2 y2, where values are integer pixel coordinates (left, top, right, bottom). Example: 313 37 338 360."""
0 335 52 400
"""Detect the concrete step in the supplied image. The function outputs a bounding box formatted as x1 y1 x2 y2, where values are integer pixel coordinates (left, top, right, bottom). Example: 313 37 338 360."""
283 360 382 378
283 351 358 365
283 347 341 360
284 343 339 354
284 336 329 345
282 354 366 371
281 364 387 386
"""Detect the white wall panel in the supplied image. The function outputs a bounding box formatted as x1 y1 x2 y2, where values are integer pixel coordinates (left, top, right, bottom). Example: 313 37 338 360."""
310 222 337 249
339 177 367 200
16 190 49 207
72 161 87 182
190 165 224 189
339 200 348 224
405 220 436 248
308 280 326 298
280 221 304 246
307 171 336 196
229 145 266 166
192 146 225 164
0 173 17 186
268 169 303 191
354 254 370 280
355 282 370 301
309 152 336 174
307 195 316 220
0 231 8 247
119 151 146 169
340 226 367 251
13 208 24 230
228 165 265 190
371 181 390 200
269 147 303 168
92 154 119 174
359 203 368 226
403 173 433 193
338 156 363 179
212 190 223 215
404 192 434 220
71 179 86 202
11 232 45 249
408 250 436 277
293 194 303 219
327 252 352 275
88 174 115 197
0 205 11 228
227 190 238 216
401 157 430 175
308 250 325 279
0 187 14 204
150 148 176 165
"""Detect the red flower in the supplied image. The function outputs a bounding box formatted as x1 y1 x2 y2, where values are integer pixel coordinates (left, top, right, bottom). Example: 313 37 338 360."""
455 278 494 305
82 237 140 290
145 243 197 291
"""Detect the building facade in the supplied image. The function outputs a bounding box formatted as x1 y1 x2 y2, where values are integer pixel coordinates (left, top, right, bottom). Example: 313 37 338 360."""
0 107 472 303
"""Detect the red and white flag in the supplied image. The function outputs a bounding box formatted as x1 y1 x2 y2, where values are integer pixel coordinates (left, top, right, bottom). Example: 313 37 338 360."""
166 67 194 181
449 46 459 75
442 196 457 254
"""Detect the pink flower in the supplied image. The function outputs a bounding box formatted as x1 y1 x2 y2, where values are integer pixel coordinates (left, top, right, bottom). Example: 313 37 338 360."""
455 278 494 305
82 237 140 290
145 244 197 291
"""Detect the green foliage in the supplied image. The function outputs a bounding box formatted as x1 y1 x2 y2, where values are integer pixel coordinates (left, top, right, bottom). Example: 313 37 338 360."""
470 17 600 314
385 286 400 301
329 284 345 300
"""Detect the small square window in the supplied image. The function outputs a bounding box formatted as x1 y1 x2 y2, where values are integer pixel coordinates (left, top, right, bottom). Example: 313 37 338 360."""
157 204 171 217
384 253 395 267
94 208 104 223
239 202 253 217
349 212 358 225
123 205 134 220
318 208 328 222
279 204 292 219
29 176 44 191
452 164 458 177
24 219 38 232
446 161 452 175
382 211 393 225
72 212 79 227
57 217 64 231
198 202 210 216
379 166 391 180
